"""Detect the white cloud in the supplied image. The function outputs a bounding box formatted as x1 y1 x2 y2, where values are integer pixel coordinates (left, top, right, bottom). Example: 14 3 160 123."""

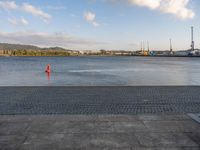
22 3 51 21
107 0 195 20
128 0 160 9
84 11 96 22
92 21 100 27
0 1 17 10
20 17 29 25
0 1 52 22
8 17 28 26
159 0 194 20
84 11 100 27
8 18 18 26
0 31 107 50
46 6 66 10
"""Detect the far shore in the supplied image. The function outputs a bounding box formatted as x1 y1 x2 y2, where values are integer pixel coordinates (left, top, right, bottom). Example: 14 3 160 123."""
1 55 200 57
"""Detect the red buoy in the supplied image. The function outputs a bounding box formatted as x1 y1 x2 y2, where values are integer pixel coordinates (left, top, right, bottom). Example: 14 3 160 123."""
45 64 51 73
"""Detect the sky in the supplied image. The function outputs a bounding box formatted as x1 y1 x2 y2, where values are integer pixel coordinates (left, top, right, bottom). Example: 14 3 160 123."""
0 0 199 50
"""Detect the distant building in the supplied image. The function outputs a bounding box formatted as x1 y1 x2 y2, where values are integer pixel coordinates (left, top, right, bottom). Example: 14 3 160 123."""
175 50 190 56
0 50 4 55
189 49 200 56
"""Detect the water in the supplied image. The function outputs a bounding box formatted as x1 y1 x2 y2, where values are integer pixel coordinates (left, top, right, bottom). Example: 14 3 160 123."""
0 56 199 86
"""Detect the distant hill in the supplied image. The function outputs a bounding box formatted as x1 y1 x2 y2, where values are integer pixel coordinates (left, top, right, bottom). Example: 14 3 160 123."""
0 43 69 51
0 43 41 50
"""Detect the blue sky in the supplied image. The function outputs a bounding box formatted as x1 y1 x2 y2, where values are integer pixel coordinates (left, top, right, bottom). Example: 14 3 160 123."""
0 0 199 50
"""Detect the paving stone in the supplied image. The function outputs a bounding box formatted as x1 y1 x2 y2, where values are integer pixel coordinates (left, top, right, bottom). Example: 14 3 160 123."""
0 87 200 114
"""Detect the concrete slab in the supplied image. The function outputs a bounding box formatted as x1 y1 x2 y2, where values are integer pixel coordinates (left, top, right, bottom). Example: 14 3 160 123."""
0 115 199 150
135 132 198 147
143 120 200 132
22 133 93 150
0 135 26 150
0 122 29 136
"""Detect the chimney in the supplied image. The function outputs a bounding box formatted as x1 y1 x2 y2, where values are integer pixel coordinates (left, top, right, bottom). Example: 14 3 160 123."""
191 26 195 51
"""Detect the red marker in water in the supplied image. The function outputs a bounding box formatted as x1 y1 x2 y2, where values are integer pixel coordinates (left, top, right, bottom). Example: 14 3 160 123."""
45 64 51 73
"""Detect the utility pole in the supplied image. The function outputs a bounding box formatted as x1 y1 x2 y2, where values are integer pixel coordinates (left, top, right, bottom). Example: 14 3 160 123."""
191 26 195 51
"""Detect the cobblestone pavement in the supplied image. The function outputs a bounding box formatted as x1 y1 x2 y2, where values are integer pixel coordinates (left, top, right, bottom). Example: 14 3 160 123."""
0 86 200 114
0 114 200 150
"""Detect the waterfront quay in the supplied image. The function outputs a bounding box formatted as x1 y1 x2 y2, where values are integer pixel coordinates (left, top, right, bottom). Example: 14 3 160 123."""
0 86 200 149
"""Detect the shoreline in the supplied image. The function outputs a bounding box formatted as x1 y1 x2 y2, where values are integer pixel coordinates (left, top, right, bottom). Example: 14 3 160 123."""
1 55 200 57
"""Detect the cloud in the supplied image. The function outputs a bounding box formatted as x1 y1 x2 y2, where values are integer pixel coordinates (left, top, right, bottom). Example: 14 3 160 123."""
8 17 29 26
46 6 66 11
92 21 100 27
0 1 17 10
0 31 107 49
84 11 96 22
0 1 52 22
20 17 29 25
106 0 195 20
22 3 51 21
84 11 100 27
128 0 160 9
159 0 194 20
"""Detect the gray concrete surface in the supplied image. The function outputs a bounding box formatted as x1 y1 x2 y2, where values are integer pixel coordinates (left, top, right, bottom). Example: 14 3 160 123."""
0 87 200 149
0 86 200 114
0 114 200 150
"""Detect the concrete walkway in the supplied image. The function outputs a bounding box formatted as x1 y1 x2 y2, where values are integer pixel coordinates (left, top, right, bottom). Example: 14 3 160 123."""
0 114 200 150
0 87 200 149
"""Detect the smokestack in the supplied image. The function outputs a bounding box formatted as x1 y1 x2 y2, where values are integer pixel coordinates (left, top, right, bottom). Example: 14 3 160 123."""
147 41 150 52
141 41 145 52
143 41 145 51
140 42 143 51
191 26 194 51
170 38 173 52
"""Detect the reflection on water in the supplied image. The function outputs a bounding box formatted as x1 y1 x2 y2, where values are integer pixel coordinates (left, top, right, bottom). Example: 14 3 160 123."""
46 72 51 81
0 56 199 86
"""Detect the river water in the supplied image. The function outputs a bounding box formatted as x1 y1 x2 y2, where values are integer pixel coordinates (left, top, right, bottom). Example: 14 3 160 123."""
0 56 199 86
